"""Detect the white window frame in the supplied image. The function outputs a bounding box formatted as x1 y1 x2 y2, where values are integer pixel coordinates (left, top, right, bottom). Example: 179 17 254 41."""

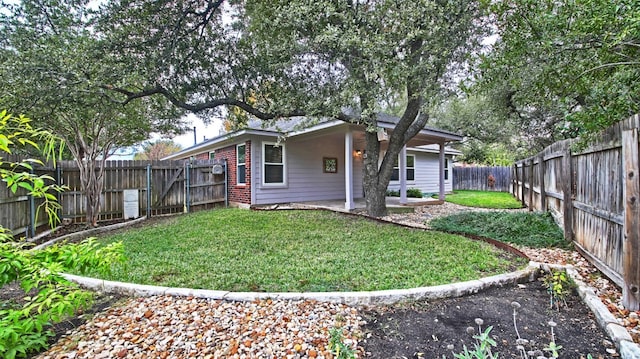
391 154 415 182
444 158 450 181
208 151 215 160
237 144 246 185
262 141 286 186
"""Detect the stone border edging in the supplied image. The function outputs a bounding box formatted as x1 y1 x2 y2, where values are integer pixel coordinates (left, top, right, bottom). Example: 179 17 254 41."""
63 263 539 306
31 216 148 250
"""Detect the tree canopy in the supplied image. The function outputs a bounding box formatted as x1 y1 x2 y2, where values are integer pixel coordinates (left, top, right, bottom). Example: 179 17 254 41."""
134 140 183 161
0 0 188 225
479 0 640 142
99 0 489 216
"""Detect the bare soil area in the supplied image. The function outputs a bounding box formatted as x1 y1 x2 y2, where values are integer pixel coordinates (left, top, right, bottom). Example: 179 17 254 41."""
362 280 616 358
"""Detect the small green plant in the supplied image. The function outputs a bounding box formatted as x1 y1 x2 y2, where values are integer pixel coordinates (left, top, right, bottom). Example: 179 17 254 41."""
542 269 572 310
448 318 498 359
407 188 423 198
328 327 356 359
386 188 423 198
511 301 563 359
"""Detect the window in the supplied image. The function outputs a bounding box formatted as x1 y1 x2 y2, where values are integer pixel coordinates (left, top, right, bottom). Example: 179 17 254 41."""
237 144 246 184
391 154 415 181
263 142 285 185
208 151 215 160
444 158 449 181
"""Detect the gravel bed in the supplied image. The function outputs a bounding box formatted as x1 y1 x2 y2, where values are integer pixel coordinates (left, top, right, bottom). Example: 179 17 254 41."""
31 203 639 358
37 297 363 359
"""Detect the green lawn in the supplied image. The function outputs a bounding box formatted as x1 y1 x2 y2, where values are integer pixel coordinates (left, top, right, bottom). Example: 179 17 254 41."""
84 209 527 292
440 190 523 209
430 211 569 249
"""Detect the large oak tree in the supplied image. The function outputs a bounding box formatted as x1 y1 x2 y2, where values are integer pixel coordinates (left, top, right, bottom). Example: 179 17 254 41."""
100 0 488 216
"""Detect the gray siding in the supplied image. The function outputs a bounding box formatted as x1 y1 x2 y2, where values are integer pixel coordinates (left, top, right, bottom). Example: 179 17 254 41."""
387 151 453 194
254 135 364 205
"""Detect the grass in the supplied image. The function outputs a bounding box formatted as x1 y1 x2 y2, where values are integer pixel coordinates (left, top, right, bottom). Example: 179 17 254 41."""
430 211 569 249
438 190 523 209
83 209 527 292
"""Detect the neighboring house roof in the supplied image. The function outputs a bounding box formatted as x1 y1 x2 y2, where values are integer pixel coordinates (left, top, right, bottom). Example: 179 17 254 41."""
163 113 462 160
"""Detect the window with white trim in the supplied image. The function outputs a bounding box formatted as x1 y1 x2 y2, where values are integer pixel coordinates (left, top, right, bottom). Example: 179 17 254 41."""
208 151 215 160
237 144 246 185
444 158 449 181
263 142 285 185
391 154 415 181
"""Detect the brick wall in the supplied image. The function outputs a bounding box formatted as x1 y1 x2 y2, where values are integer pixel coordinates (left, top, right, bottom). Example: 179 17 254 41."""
213 142 251 205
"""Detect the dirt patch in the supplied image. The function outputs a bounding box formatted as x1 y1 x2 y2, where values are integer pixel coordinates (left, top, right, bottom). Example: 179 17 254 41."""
361 280 616 358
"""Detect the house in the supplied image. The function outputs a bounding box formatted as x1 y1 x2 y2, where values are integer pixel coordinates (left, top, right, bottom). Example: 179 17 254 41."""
163 114 462 209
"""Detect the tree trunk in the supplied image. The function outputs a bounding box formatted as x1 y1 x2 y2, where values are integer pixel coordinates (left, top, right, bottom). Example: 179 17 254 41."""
77 159 104 227
362 131 389 217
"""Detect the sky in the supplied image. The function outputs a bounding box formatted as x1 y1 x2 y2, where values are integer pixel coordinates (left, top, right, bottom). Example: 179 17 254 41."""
157 114 224 150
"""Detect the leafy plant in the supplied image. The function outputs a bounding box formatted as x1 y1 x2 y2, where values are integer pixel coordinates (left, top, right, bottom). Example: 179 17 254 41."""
386 188 423 198
0 111 125 358
542 269 572 310
328 327 356 359
407 188 423 198
448 318 498 359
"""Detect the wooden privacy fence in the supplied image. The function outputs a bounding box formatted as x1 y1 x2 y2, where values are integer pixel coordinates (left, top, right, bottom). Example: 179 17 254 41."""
453 166 512 192
513 115 639 309
0 158 227 238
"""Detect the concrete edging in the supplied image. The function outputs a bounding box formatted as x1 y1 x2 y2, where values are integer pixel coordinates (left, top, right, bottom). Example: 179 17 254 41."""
63 263 539 306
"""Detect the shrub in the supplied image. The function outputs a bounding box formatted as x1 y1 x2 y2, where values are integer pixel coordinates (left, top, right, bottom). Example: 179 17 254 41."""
386 188 423 198
430 211 568 249
0 111 126 358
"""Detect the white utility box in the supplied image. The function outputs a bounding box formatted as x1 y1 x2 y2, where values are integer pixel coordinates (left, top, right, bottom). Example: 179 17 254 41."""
123 189 139 219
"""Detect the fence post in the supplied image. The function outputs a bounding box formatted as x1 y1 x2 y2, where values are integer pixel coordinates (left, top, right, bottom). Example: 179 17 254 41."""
28 168 36 238
224 159 228 208
561 148 574 243
184 161 191 213
146 163 152 218
519 163 526 208
55 165 62 223
512 164 517 197
538 154 546 212
622 128 640 310
528 159 534 211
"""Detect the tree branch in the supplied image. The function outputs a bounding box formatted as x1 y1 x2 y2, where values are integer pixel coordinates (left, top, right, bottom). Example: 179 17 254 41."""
579 61 640 77
102 84 306 120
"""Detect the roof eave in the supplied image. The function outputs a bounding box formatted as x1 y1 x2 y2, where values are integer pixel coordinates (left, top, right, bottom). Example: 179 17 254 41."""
162 129 280 160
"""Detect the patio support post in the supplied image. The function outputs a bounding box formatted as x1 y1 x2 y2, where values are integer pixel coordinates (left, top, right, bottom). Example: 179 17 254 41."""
344 130 355 210
399 145 407 204
439 142 445 201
